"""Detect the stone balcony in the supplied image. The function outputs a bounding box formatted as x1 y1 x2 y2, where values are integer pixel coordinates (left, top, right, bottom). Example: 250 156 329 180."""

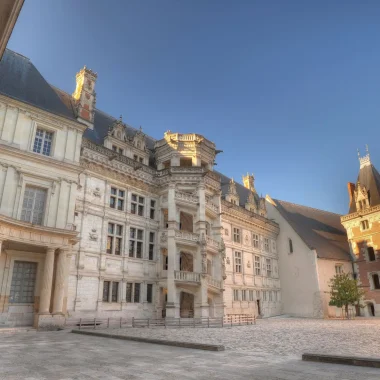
206 236 220 253
207 275 223 290
175 191 199 205
174 270 201 284
174 230 199 245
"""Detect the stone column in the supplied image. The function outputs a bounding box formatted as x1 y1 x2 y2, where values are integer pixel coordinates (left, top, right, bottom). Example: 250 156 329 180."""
39 248 56 314
52 248 69 315
166 183 179 318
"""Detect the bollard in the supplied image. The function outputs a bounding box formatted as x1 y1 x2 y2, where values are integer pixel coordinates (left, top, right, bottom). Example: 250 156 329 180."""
79 318 82 330
164 318 166 329
107 318 110 328
221 316 224 328
148 319 150 328
193 318 195 328
132 317 134 328
94 318 96 330
120 317 122 328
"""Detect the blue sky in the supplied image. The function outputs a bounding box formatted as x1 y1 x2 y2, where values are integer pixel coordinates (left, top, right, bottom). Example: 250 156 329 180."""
8 0 380 214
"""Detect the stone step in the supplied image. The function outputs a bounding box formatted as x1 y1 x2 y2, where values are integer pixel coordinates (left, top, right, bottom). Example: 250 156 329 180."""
0 326 36 334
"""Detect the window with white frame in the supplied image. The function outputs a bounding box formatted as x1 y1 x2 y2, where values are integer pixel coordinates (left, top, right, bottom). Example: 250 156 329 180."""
264 238 269 252
129 227 144 258
233 228 241 243
249 290 254 301
335 264 343 274
254 256 261 275
102 281 119 302
146 283 153 303
126 282 141 302
150 200 156 220
107 223 123 255
266 258 272 277
112 145 123 154
9 261 37 304
233 289 240 301
33 128 53 156
110 187 125 211
131 194 145 216
235 251 242 273
133 154 144 163
148 232 155 260
241 289 247 301
252 234 259 248
21 186 47 225
361 220 370 230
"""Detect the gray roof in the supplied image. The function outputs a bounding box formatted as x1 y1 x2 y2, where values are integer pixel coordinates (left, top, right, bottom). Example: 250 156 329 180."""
349 163 380 213
0 50 76 120
217 171 260 208
272 199 351 261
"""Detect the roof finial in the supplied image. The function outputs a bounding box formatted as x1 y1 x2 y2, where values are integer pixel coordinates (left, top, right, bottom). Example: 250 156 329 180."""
366 144 369 154
358 145 371 168
119 115 123 121
357 148 360 158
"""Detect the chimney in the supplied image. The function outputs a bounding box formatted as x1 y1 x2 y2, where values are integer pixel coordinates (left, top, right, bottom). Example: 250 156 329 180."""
72 66 97 129
242 173 255 192
347 182 355 206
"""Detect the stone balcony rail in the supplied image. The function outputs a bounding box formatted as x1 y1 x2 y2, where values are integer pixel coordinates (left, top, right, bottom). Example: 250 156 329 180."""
207 276 222 289
206 236 220 250
175 191 199 204
174 271 201 283
175 230 200 243
206 198 219 213
341 204 380 222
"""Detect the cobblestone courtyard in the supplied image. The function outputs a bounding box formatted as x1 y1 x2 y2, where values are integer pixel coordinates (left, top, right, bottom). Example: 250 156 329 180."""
0 318 379 379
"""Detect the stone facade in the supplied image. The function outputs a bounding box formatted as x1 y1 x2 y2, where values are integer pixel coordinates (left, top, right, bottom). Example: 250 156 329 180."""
0 51 284 328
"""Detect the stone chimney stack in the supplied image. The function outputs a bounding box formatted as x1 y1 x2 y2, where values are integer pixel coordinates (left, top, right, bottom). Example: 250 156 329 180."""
347 182 355 206
72 66 97 129
242 173 255 192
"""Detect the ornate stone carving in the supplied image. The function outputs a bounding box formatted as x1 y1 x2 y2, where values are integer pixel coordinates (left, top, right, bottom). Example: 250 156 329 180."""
93 187 101 197
89 228 98 241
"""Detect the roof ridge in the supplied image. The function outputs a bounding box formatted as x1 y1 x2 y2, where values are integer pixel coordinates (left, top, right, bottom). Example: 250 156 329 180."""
5 48 30 61
275 199 342 216
49 84 72 97
94 108 157 141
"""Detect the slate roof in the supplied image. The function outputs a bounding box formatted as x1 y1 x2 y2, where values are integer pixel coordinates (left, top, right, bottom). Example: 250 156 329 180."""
271 199 351 261
0 50 76 120
349 163 380 213
217 171 260 208
0 49 157 161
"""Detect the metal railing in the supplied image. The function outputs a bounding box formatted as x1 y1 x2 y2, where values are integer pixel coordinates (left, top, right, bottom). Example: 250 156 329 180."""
64 314 256 330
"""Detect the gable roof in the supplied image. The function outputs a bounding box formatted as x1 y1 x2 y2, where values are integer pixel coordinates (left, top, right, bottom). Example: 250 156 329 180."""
349 163 380 213
270 199 351 261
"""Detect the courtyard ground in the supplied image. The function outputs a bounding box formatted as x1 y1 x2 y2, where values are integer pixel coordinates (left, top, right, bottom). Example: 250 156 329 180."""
0 318 379 379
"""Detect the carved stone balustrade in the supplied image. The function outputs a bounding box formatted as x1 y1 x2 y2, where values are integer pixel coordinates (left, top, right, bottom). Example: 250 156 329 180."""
175 191 199 204
174 271 201 283
174 230 199 244
206 198 219 214
206 236 220 250
207 276 222 289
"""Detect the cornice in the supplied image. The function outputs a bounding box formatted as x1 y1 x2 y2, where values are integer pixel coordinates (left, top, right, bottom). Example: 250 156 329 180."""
0 94 86 133
0 143 82 174
341 204 380 223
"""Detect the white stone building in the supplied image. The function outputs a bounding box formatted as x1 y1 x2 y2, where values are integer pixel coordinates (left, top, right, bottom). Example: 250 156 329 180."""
266 196 353 318
221 174 282 317
0 49 283 328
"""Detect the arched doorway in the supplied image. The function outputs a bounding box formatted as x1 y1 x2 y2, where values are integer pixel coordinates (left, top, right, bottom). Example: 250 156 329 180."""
180 292 194 318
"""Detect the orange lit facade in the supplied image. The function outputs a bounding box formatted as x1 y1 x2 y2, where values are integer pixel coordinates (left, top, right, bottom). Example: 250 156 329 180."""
341 150 380 317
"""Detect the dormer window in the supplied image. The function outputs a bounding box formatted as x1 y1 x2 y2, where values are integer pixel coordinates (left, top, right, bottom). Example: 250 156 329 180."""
112 145 123 154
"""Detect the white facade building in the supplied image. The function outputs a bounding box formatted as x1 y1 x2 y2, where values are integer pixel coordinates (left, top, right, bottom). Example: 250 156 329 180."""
265 196 353 318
